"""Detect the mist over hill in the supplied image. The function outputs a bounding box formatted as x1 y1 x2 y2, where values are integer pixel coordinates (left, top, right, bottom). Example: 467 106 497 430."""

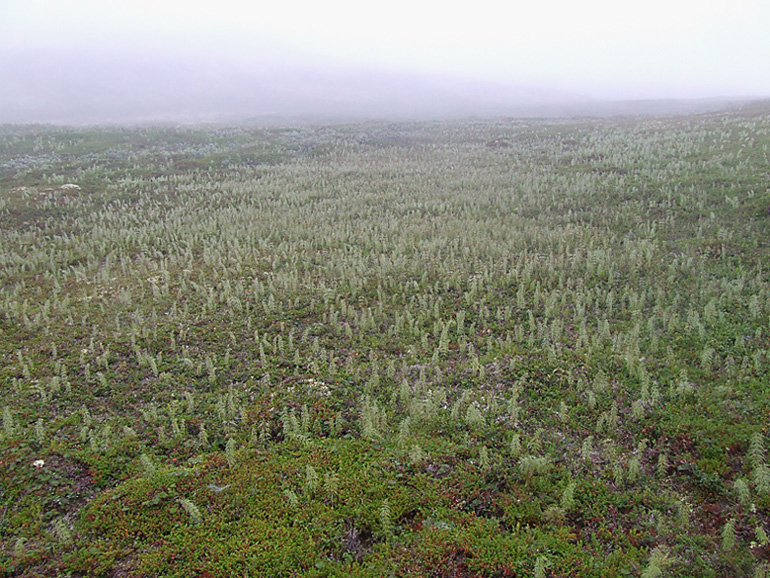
0 45 757 125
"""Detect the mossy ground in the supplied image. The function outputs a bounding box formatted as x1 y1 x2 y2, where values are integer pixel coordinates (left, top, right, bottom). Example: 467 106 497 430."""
1 108 770 576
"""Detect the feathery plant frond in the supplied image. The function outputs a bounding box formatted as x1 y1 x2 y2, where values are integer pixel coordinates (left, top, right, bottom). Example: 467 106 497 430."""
581 436 593 462
519 455 551 483
527 429 545 454
178 498 203 524
379 499 393 536
509 433 522 457
2 407 14 438
198 424 209 447
360 395 386 440
465 403 485 430
561 480 577 511
641 546 673 578
305 464 319 493
397 418 411 447
324 471 339 497
225 438 237 469
139 454 156 478
184 391 195 413
755 562 770 578
735 478 752 506
52 518 72 544
283 488 299 508
543 504 565 524
557 400 569 423
409 444 425 465
478 446 490 470
13 537 26 560
613 462 625 487
34 418 45 447
721 518 737 551
282 407 310 445
628 457 642 483
753 463 770 496
755 525 769 547
749 432 766 467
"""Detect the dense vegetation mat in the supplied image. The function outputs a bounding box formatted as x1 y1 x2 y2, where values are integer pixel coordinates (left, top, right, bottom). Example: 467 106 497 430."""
1 109 770 576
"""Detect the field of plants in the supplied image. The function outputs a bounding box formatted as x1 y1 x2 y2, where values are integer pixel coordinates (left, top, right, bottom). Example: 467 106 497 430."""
1 105 770 577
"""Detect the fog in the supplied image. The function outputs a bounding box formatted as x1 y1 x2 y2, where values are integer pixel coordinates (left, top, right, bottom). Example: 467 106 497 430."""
2 0 769 124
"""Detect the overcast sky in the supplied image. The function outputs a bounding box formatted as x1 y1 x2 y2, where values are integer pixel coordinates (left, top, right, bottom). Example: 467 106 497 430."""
2 0 769 103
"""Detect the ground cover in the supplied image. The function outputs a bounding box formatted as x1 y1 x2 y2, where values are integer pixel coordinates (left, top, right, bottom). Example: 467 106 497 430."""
1 108 769 576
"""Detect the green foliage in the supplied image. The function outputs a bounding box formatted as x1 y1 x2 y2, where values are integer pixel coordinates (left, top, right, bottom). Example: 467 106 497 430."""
735 478 752 507
52 518 72 544
750 432 767 467
178 497 203 524
225 438 237 469
305 464 319 493
139 453 156 478
560 480 577 511
755 525 769 547
754 464 770 496
2 407 14 438
379 499 393 537
519 455 551 483
722 518 737 551
1 111 770 575
282 488 299 508
642 546 674 578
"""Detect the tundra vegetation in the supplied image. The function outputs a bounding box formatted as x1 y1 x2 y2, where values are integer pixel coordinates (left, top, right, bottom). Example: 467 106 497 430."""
0 108 769 577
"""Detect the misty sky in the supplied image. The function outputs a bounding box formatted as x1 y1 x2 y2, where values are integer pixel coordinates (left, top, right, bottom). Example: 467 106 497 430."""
2 0 769 106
